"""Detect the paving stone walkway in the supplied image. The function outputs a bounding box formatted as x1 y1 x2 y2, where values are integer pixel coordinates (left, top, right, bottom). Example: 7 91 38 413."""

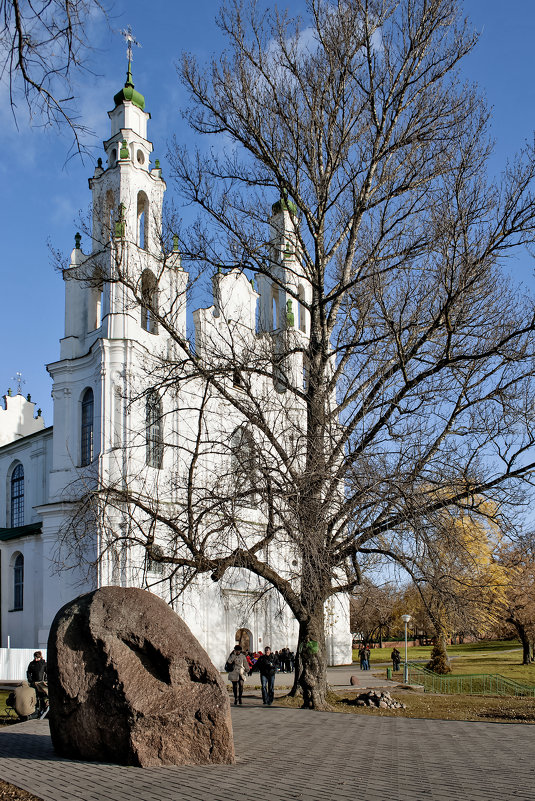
0 700 534 801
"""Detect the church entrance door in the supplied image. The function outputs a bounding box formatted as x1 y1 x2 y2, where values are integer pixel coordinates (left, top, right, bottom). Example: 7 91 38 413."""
235 628 252 652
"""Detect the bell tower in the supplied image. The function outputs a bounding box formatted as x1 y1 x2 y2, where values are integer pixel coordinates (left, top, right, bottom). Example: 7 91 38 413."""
47 53 186 506
257 196 311 336
89 61 164 257
256 196 311 391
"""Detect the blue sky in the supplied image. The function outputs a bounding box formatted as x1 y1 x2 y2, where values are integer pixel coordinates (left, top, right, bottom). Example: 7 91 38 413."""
1 0 534 423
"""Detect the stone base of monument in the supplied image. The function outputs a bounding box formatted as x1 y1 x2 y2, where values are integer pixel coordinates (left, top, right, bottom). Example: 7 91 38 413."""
47 586 235 767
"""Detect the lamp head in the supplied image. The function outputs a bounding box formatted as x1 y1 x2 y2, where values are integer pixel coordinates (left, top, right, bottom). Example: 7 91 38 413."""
401 614 411 623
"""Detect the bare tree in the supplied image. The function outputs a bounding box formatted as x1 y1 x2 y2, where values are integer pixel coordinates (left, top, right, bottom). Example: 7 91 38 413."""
1 0 108 150
498 538 535 664
350 582 400 645
61 0 535 709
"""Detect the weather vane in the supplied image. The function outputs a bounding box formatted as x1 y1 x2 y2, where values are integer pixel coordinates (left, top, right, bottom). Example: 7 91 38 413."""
12 372 25 395
119 25 141 64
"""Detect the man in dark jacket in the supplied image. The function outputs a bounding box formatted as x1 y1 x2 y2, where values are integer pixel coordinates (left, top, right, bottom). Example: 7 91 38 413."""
253 646 278 705
27 651 47 685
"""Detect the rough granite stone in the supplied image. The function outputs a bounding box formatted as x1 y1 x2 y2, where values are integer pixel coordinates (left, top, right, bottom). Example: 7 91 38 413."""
47 586 235 767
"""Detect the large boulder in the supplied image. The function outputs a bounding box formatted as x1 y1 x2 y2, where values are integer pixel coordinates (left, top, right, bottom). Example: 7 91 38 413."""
47 586 235 767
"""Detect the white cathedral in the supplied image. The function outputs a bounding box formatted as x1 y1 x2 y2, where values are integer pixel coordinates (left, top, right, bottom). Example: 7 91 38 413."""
0 64 351 669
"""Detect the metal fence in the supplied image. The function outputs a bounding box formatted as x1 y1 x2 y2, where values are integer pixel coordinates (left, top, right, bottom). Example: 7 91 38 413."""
405 661 535 697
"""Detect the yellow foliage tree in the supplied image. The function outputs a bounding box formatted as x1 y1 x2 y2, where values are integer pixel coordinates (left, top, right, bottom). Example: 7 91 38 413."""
392 497 509 669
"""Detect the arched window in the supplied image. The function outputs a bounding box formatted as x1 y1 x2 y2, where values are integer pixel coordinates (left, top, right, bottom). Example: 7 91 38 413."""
81 388 94 466
298 285 306 332
272 288 279 330
231 426 258 502
97 286 104 327
102 189 115 243
88 281 104 332
141 269 158 334
146 390 163 468
137 191 149 250
10 464 24 527
13 553 23 610
273 344 287 393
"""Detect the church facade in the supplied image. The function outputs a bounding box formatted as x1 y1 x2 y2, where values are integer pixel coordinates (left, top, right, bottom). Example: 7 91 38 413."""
0 65 351 668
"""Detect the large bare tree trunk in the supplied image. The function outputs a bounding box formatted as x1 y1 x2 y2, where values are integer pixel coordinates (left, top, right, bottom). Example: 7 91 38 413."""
296 612 329 710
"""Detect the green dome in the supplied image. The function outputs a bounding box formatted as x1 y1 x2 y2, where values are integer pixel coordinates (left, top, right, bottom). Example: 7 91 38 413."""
113 63 145 111
271 195 298 216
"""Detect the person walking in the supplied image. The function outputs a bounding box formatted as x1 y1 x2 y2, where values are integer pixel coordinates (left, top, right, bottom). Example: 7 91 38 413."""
391 647 401 672
282 647 291 673
245 651 254 674
226 645 248 705
253 646 278 705
288 650 295 672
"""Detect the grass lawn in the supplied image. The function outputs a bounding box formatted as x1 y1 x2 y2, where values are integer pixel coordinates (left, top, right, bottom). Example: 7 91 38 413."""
354 638 522 664
0 690 18 726
354 639 535 684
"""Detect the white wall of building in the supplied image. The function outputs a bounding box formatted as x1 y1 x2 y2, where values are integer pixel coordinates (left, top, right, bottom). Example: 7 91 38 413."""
0 393 45 448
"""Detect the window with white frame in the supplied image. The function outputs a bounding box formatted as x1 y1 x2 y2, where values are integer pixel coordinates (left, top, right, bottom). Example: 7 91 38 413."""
81 388 94 466
146 390 163 468
13 553 24 610
141 269 158 334
231 426 259 503
10 464 24 527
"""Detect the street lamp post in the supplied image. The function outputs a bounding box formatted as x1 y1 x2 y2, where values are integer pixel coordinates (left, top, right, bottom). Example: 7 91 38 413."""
401 614 411 683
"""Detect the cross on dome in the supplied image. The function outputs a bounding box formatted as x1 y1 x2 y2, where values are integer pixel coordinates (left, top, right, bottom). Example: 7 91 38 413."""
113 25 145 110
119 25 141 64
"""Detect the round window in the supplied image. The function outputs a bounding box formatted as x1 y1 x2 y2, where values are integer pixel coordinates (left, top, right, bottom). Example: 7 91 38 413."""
137 150 145 165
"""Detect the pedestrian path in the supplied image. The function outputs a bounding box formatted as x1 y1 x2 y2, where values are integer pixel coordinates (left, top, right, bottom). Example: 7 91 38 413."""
0 701 534 801
259 665 396 692
326 664 395 689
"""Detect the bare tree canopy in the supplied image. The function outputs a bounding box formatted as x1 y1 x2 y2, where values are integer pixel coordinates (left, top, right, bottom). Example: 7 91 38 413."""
498 538 535 664
350 582 400 645
1 0 108 148
64 0 535 709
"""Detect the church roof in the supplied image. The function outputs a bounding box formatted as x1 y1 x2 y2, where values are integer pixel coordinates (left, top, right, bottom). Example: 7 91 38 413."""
0 522 42 541
113 62 145 111
271 196 298 216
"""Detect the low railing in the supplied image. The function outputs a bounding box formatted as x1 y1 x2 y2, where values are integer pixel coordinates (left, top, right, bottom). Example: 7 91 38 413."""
403 661 535 697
